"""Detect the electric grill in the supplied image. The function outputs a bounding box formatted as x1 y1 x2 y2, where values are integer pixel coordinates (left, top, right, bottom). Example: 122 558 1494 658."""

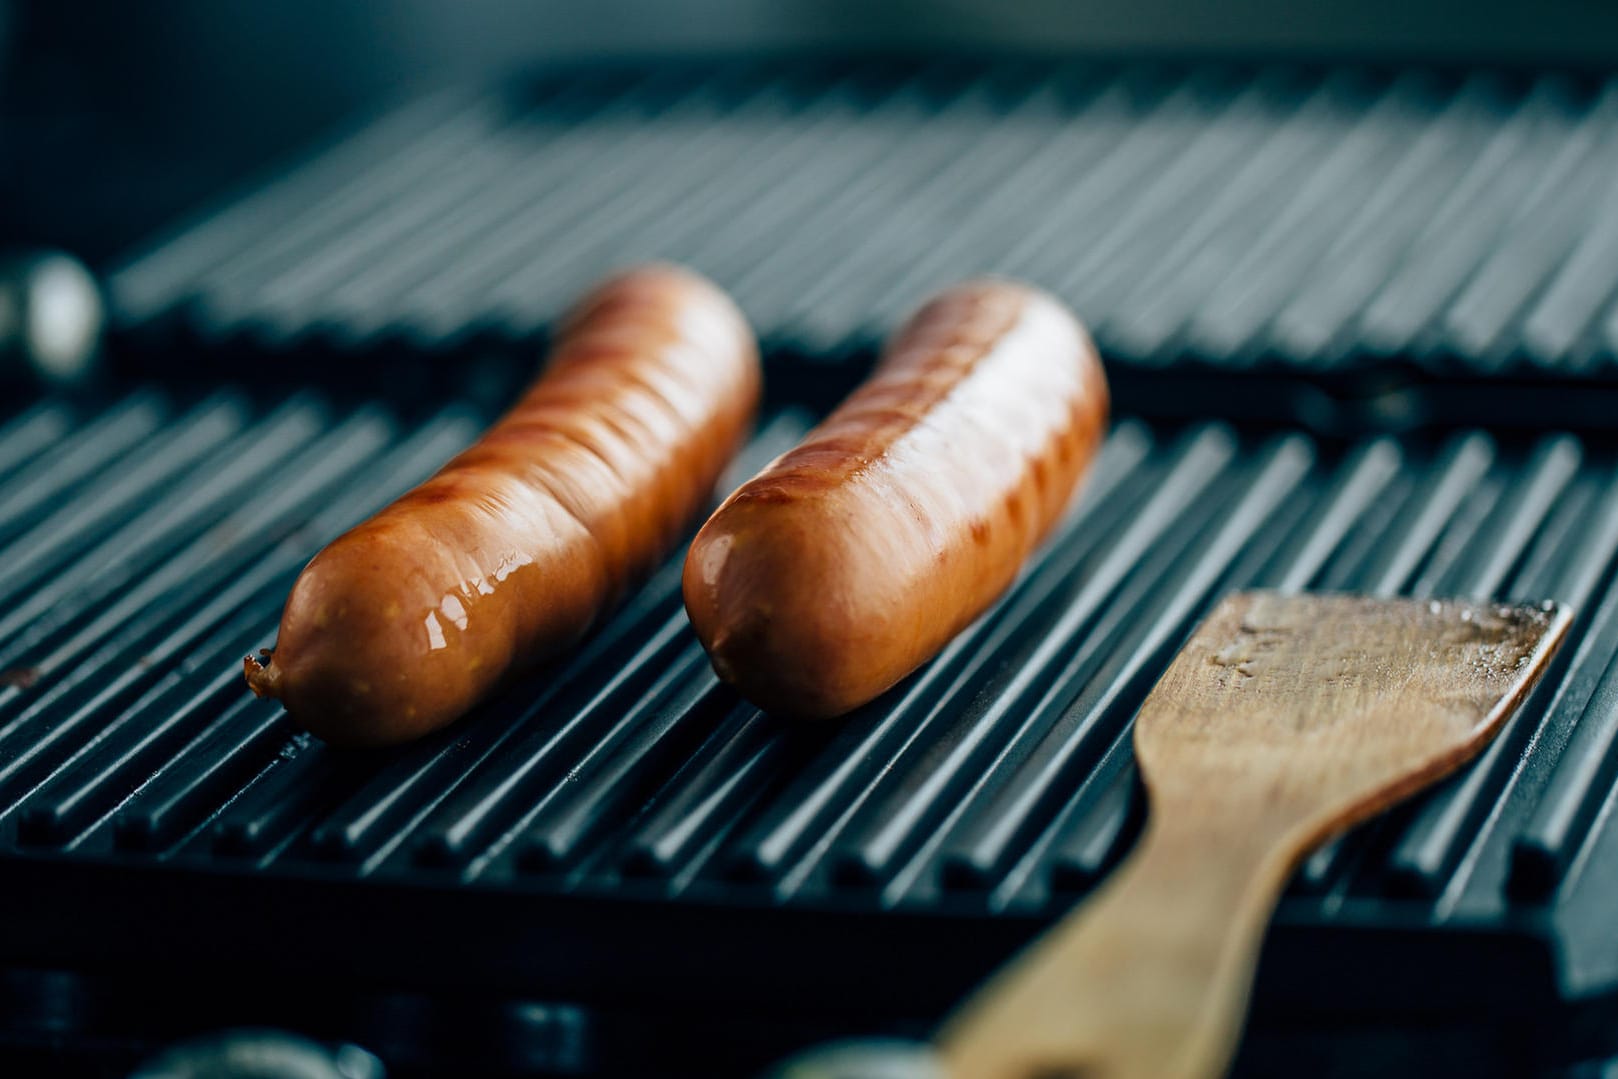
7 58 1618 1077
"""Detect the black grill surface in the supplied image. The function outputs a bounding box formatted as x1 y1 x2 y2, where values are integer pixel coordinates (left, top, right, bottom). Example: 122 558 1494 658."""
5 388 1618 1074
108 60 1618 384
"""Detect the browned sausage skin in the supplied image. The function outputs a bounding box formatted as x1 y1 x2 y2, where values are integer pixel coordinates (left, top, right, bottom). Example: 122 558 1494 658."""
245 265 760 747
683 279 1107 720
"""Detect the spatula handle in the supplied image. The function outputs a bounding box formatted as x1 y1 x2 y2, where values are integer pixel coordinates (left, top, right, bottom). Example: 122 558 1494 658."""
937 810 1295 1079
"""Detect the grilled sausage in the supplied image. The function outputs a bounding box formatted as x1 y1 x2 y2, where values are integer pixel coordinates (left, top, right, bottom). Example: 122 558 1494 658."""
683 280 1107 719
245 264 760 747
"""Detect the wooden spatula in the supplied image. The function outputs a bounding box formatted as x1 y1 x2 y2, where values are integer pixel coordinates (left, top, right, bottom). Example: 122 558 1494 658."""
935 590 1569 1079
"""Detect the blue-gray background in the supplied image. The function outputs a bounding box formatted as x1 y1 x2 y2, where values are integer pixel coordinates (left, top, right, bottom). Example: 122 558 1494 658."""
6 1 1618 263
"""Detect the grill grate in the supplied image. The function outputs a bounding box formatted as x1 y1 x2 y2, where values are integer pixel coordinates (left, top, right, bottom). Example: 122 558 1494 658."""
5 389 1618 1047
24 55 1618 1076
108 60 1618 379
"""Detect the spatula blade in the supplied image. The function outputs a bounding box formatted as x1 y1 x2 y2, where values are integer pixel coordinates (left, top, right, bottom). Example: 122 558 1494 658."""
1135 592 1572 825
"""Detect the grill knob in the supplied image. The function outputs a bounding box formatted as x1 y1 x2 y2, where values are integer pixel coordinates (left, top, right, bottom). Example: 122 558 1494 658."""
764 1038 943 1079
129 1029 385 1079
0 250 103 387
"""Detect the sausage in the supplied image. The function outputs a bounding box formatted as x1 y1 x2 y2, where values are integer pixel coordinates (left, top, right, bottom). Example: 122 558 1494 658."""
245 264 760 747
682 279 1107 719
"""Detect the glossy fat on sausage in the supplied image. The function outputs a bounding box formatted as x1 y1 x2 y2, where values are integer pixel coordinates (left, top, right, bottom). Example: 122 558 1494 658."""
245 265 760 747
683 280 1107 719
